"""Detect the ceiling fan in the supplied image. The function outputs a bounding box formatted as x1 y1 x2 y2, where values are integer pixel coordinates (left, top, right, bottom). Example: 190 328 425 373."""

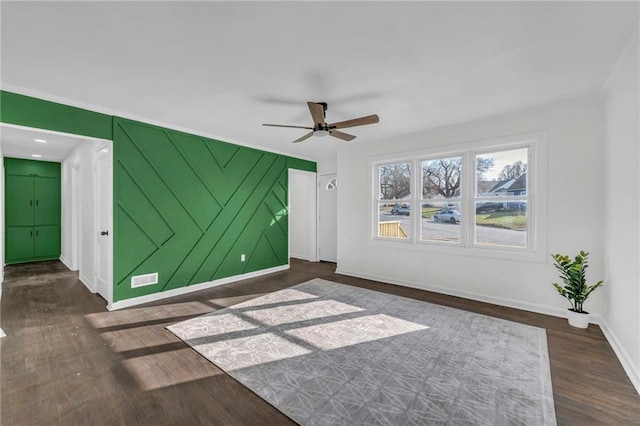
263 102 379 143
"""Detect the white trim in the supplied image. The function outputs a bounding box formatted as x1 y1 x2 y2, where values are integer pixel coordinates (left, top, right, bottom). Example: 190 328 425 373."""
598 318 640 395
335 267 569 320
79 272 96 293
108 264 290 311
59 256 77 271
1 85 316 162
290 254 310 261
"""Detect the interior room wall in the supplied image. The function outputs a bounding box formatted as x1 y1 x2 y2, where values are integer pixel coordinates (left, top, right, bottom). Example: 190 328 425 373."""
337 96 605 317
62 141 98 291
603 29 640 390
61 151 78 270
289 169 317 261
317 155 337 174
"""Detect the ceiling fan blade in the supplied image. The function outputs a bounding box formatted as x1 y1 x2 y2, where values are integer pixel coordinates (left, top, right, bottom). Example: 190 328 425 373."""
330 130 356 142
307 102 326 126
293 132 314 143
329 114 379 129
263 123 314 130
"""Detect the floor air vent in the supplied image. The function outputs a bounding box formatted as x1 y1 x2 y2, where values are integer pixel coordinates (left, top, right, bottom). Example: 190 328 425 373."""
131 273 158 288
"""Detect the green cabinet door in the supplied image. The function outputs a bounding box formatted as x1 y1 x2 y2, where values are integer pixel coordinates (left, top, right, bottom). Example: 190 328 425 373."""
5 175 34 226
6 227 35 262
35 177 61 225
34 226 61 259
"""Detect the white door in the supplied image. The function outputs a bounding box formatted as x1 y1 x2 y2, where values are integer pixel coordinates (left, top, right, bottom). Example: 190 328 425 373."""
318 173 338 262
94 145 112 301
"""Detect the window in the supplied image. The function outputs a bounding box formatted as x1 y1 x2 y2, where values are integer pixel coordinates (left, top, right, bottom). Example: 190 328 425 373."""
421 156 462 243
372 132 546 260
474 148 528 248
377 162 411 239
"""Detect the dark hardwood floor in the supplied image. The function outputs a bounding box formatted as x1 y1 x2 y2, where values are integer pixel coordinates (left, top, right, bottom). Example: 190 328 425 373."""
1 259 639 425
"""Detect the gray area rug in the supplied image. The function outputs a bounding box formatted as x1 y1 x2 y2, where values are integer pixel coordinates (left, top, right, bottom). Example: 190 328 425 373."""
167 279 556 425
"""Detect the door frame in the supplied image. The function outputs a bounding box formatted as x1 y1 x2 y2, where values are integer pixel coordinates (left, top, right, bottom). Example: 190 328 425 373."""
316 171 338 262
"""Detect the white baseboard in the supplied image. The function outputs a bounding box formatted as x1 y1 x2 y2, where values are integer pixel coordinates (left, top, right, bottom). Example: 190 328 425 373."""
108 264 290 311
335 267 640 395
598 319 640 395
336 267 568 319
290 253 310 261
79 273 97 293
59 256 77 271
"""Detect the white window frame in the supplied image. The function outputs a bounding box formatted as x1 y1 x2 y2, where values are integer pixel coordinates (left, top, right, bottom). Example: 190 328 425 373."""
370 131 547 262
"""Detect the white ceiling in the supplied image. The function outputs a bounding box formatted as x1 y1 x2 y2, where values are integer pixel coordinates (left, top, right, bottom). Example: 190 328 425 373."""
1 2 638 162
1 125 86 162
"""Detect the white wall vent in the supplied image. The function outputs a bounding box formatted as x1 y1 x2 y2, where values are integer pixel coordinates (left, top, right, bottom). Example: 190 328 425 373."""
131 273 159 288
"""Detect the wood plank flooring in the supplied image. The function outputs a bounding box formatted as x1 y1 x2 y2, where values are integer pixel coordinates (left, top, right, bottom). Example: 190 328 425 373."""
1 259 639 425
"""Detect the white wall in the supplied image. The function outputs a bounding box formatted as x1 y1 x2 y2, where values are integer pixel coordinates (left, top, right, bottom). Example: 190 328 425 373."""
337 96 605 317
62 141 99 292
603 29 640 391
289 169 317 261
61 153 79 270
316 155 337 174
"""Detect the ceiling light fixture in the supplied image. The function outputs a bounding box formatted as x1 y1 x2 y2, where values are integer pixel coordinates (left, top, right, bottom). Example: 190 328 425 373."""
35 139 47 143
31 154 42 158
313 129 330 137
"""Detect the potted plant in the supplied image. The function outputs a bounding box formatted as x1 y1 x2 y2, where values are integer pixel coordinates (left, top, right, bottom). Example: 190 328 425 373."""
551 251 603 329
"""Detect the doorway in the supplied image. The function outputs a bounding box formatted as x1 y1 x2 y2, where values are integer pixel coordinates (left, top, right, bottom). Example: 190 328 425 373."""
289 169 317 262
318 173 338 263
0 124 113 304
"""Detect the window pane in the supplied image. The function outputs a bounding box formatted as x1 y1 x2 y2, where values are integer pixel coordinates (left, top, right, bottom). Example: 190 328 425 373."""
421 201 461 243
378 203 410 239
379 162 411 200
475 201 527 247
476 148 527 197
422 157 462 199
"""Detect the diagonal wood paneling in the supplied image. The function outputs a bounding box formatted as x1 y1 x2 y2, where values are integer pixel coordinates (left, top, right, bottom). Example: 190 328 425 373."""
113 118 289 302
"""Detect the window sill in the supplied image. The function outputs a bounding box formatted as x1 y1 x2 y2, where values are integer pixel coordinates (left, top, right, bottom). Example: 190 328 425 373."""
370 237 547 263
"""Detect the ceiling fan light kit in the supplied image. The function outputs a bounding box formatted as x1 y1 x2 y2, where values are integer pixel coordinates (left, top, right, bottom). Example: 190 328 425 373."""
263 101 379 143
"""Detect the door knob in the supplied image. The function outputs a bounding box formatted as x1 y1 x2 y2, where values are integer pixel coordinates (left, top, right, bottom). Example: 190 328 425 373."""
101 231 109 236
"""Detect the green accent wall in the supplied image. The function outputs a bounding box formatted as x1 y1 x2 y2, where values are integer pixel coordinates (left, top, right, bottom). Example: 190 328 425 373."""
287 156 316 173
0 91 113 140
1 90 316 302
113 117 293 301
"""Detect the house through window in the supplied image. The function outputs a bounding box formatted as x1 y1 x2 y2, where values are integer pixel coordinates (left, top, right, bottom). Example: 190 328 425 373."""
372 132 546 260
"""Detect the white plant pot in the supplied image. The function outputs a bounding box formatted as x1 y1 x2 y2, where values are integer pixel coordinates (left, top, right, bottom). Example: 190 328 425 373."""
567 309 590 329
